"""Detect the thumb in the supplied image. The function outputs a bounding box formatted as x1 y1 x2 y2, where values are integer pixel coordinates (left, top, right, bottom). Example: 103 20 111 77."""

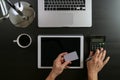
89 51 94 57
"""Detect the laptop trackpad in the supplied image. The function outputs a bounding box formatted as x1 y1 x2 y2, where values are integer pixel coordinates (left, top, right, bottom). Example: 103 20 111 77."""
47 13 73 26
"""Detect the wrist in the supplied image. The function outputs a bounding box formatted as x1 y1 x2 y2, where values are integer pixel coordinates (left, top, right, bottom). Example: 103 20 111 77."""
51 70 58 78
88 71 98 77
46 70 57 80
88 71 98 80
88 70 98 75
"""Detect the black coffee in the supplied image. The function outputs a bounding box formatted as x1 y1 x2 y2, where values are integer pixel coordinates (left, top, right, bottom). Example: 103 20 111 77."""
19 35 30 46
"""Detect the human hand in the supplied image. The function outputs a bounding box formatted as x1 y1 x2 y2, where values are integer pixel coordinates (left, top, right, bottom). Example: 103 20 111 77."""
87 48 110 74
51 52 71 77
46 52 71 80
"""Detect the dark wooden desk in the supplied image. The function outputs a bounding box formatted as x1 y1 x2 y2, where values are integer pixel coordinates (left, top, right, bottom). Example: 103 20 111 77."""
0 0 120 80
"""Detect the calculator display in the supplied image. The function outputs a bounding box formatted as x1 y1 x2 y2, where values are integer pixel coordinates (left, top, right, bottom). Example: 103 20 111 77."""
91 38 104 42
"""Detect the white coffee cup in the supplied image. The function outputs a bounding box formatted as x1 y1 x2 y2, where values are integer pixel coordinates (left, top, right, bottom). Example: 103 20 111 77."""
13 33 32 48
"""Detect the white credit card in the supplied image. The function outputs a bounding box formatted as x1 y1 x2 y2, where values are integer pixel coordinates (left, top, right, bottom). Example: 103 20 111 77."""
64 51 79 62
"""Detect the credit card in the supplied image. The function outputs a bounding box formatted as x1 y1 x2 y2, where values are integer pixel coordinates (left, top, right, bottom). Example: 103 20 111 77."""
64 51 79 62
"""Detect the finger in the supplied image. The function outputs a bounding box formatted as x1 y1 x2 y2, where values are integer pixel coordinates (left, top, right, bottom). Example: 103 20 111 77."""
86 57 92 62
62 61 71 68
57 52 68 59
65 66 70 69
69 61 72 64
94 49 100 57
100 48 104 51
101 50 106 60
61 57 64 63
98 50 104 60
103 56 110 66
89 51 94 57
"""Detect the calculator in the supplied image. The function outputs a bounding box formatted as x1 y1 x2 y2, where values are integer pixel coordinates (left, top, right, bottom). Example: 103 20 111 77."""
90 36 105 51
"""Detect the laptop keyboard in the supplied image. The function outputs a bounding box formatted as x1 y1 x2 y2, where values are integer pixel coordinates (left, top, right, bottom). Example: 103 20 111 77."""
44 0 86 11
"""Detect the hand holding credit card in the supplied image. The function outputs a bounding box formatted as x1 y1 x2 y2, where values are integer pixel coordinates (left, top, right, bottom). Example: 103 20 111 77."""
64 51 79 62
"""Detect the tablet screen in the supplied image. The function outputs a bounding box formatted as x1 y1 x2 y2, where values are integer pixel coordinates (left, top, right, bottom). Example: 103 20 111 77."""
38 35 84 69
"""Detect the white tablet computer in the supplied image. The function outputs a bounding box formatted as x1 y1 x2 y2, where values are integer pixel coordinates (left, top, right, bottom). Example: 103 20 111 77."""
38 35 84 69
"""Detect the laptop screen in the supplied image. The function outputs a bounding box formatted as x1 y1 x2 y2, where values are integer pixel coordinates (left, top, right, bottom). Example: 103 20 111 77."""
38 35 84 69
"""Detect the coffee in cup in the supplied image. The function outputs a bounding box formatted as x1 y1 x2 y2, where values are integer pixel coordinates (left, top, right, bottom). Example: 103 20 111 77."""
13 33 32 48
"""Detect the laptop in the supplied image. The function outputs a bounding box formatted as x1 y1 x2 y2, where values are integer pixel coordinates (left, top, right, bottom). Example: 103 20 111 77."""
38 35 84 69
38 0 92 27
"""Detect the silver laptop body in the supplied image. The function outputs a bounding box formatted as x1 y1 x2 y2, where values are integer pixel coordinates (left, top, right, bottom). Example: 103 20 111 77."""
38 0 92 27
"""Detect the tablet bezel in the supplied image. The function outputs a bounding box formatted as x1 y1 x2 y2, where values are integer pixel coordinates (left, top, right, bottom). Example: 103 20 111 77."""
38 35 84 69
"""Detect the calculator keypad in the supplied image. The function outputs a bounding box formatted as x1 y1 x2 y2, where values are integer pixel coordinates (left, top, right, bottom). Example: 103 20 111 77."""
90 42 105 51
